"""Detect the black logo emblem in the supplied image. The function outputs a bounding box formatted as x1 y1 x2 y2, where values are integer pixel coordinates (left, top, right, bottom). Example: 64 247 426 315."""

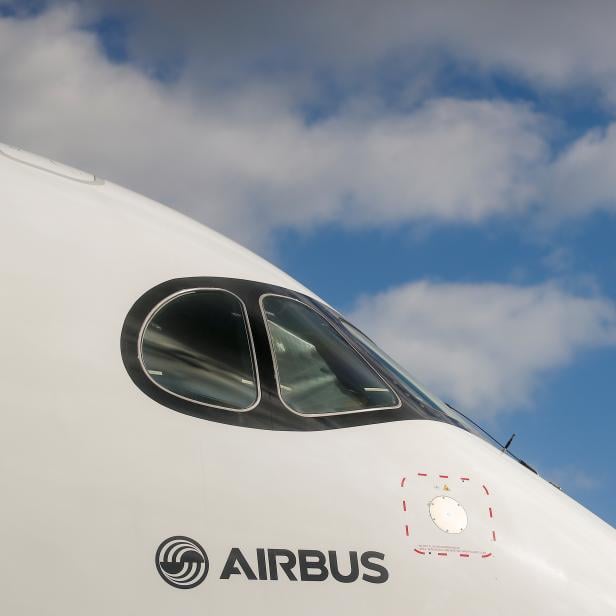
156 536 209 589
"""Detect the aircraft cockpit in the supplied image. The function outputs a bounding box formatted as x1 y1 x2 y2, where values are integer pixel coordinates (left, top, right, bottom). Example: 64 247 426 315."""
121 277 498 439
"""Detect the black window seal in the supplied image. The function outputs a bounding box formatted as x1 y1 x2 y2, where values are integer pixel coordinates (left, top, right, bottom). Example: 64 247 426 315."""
122 276 470 432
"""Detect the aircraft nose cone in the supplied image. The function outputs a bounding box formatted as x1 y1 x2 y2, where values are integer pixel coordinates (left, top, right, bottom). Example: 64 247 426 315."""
387 420 616 614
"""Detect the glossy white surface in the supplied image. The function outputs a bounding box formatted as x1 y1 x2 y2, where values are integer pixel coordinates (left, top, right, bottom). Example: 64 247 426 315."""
0 143 615 615
0 143 98 183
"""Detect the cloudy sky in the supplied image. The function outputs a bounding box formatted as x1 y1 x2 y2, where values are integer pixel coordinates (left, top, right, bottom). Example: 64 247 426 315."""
1 0 615 524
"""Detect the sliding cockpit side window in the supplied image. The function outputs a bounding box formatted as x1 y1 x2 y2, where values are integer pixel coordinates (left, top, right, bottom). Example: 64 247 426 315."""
139 289 259 411
261 294 400 416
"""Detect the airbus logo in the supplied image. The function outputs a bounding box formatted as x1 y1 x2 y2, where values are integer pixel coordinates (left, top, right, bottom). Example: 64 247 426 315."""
155 537 389 589
156 536 209 589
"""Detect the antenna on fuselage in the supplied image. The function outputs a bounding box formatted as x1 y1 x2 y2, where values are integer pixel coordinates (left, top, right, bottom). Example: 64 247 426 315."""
502 433 516 453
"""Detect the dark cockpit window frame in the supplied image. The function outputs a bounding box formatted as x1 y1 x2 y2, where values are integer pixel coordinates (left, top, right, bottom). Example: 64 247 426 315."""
121 276 484 434
260 293 401 418
137 288 261 413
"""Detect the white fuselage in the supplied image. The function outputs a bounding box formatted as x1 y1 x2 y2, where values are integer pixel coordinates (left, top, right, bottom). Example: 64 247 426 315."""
1 143 615 615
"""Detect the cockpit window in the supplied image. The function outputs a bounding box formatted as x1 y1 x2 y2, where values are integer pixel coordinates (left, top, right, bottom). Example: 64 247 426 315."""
261 295 399 416
140 289 258 411
338 318 502 447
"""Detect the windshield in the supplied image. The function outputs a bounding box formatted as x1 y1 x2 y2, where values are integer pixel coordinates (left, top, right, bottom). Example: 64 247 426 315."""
333 316 503 448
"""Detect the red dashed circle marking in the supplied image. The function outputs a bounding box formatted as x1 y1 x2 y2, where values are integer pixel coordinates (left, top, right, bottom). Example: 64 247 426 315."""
400 473 495 560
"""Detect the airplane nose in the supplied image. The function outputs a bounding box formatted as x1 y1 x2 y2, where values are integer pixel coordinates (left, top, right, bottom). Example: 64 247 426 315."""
384 420 616 615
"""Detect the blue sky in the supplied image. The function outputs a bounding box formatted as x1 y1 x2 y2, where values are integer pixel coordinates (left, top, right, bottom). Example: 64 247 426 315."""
1 1 615 525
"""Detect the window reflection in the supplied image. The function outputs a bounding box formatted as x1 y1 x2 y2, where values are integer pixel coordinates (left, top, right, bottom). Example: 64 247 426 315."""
141 290 258 410
262 295 399 415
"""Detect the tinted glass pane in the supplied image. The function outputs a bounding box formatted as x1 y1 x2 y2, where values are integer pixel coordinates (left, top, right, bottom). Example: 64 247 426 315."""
262 296 398 415
141 290 257 410
339 318 502 448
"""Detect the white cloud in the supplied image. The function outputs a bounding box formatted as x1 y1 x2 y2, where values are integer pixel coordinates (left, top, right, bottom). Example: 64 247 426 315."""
4 5 616 247
545 124 616 217
0 7 549 248
73 0 616 102
348 281 616 417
